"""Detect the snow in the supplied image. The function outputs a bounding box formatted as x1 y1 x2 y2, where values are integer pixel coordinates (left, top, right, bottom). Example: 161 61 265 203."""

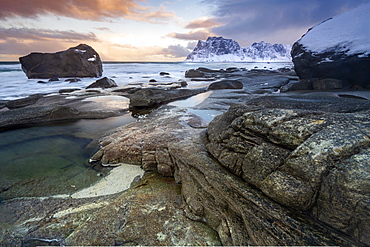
185 37 292 62
298 3 370 56
88 55 97 61
74 49 87 54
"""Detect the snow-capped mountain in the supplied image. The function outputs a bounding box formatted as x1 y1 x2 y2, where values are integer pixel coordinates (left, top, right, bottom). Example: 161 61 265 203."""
185 37 292 62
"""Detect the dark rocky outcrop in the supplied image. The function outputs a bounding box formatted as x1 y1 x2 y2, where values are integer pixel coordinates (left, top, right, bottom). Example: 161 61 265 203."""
185 68 207 78
291 5 370 89
5 94 45 109
292 43 370 89
127 88 205 109
19 44 103 79
86 77 117 89
207 79 243 90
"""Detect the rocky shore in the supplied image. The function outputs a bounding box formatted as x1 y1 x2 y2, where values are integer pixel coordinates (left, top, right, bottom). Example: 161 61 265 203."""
1 63 369 246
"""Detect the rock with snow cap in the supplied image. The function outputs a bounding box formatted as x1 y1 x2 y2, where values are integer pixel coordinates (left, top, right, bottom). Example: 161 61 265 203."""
291 4 370 89
19 44 103 79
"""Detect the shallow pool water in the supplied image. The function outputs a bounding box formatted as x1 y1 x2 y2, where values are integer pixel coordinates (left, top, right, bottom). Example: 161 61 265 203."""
0 114 135 200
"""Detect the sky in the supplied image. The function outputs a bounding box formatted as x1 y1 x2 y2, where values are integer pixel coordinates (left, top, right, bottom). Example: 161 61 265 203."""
0 0 369 61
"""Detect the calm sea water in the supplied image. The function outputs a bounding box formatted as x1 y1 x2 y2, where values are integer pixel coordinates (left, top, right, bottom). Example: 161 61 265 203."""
0 61 293 100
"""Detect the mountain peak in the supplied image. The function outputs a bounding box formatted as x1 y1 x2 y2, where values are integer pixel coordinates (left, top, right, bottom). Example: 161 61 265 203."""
185 37 292 62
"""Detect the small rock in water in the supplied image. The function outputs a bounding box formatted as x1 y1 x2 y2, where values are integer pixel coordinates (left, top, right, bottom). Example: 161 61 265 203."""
159 72 170 76
149 79 157 82
65 78 81 83
179 79 188 87
59 88 81 94
49 76 59 81
86 77 118 89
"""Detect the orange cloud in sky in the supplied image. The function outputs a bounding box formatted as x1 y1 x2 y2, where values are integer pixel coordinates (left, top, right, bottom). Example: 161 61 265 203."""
0 0 175 22
168 17 219 41
168 30 212 41
99 43 190 61
185 17 220 29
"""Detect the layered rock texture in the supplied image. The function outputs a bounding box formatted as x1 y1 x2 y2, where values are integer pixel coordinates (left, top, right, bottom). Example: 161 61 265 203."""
292 4 370 89
89 94 370 246
19 44 102 79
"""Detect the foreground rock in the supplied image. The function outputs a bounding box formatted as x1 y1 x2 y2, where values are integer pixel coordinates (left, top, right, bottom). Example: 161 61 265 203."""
206 98 370 245
292 4 370 89
90 93 370 246
0 93 130 130
0 172 220 246
19 44 103 79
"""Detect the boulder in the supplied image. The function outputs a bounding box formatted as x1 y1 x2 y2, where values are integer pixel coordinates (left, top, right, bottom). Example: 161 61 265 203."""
19 44 103 79
159 72 170 76
312 78 343 90
206 102 370 244
86 77 117 89
185 69 206 78
207 79 243 90
291 4 370 88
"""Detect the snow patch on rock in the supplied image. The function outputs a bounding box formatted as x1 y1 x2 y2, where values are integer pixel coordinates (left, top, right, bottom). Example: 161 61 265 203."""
298 3 370 56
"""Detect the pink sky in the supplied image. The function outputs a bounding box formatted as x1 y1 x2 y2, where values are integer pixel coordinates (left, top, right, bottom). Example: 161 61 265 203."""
0 0 367 61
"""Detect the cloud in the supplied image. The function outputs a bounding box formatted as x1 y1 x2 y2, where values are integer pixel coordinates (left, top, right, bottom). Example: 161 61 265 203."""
97 43 187 61
0 27 99 59
168 17 219 41
203 0 370 45
185 17 220 29
0 0 176 22
186 41 197 50
162 44 191 58
0 27 98 42
167 30 213 41
0 39 68 55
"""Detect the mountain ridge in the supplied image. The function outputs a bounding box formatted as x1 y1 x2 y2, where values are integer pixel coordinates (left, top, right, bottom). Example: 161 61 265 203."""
185 37 292 62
